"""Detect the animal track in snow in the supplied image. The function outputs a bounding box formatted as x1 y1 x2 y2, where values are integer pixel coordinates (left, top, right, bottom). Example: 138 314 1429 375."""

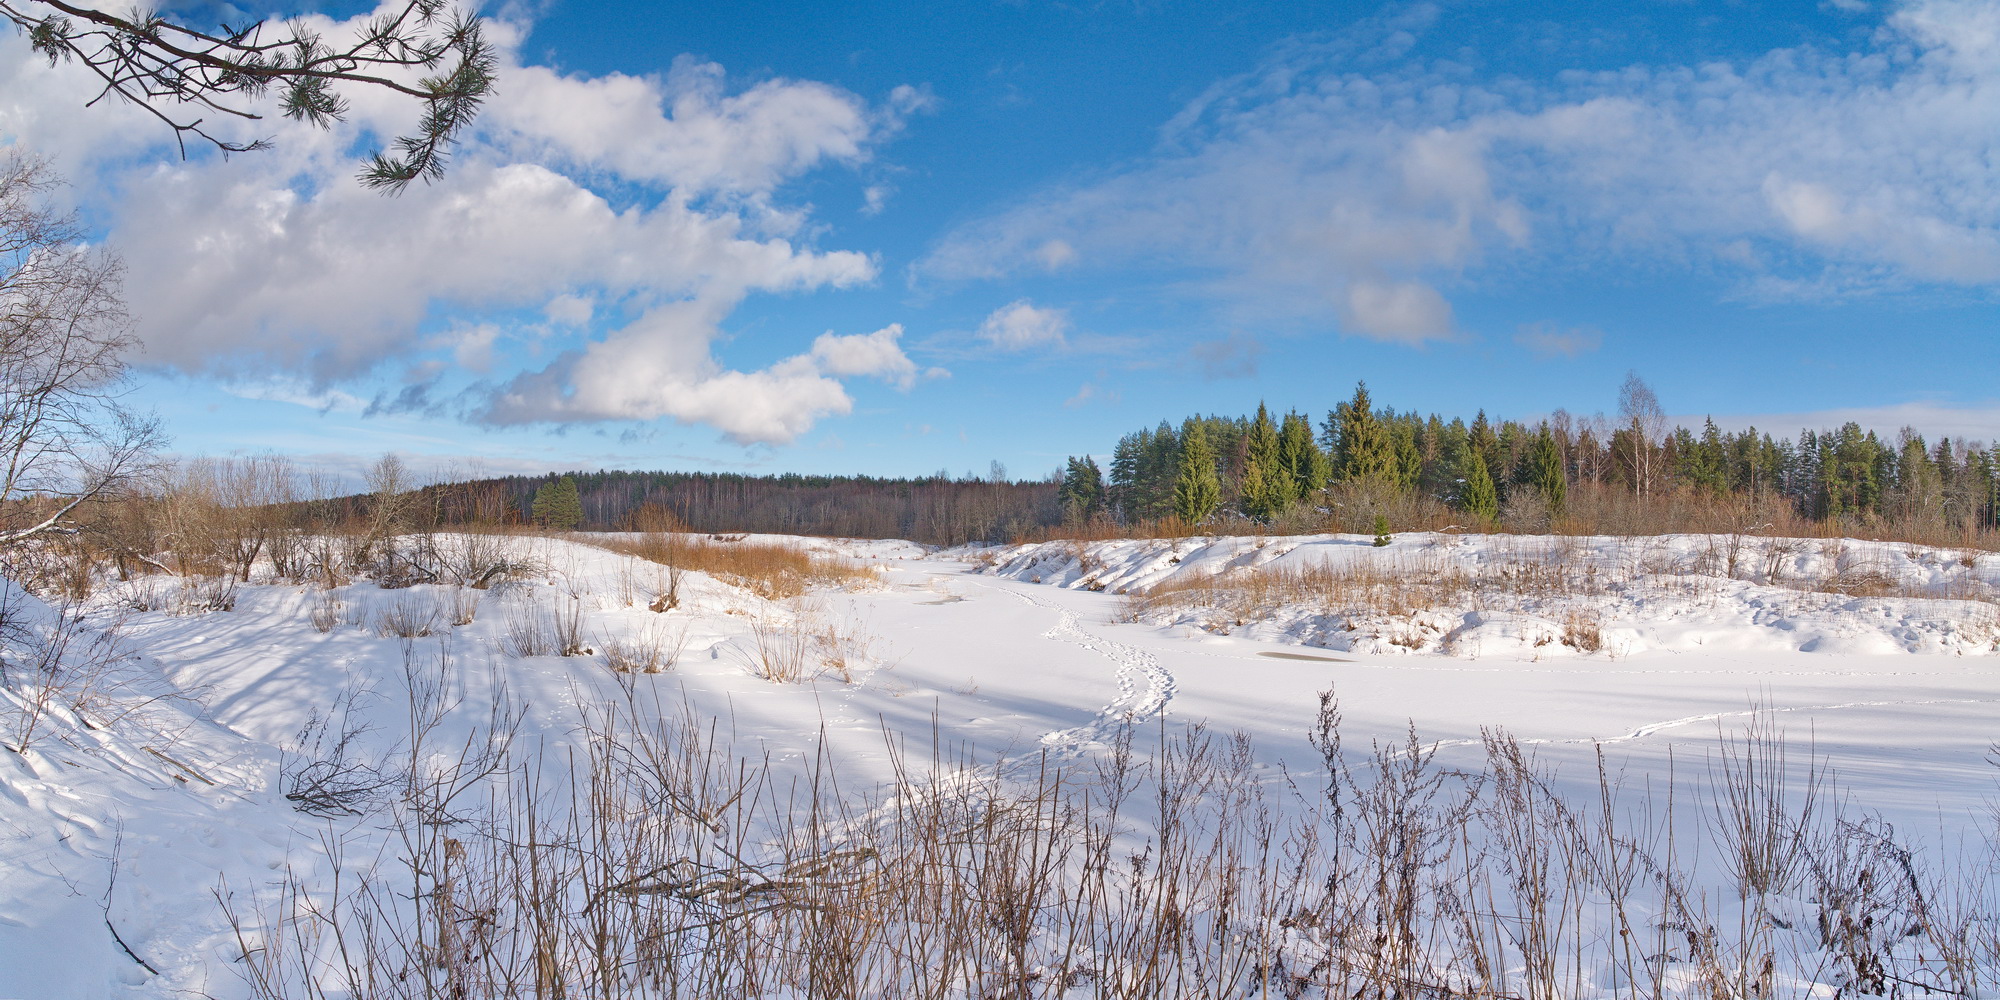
973 581 1176 762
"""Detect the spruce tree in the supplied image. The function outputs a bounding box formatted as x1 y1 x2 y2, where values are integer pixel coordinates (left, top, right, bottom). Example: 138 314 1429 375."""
1460 448 1498 522
1524 427 1566 514
1240 402 1285 520
1059 456 1106 523
1277 410 1326 504
531 475 584 530
1333 381 1397 484
1371 513 1392 547
1173 420 1222 525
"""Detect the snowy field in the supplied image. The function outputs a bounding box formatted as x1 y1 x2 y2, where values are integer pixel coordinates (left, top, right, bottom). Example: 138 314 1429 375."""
1 530 1996 998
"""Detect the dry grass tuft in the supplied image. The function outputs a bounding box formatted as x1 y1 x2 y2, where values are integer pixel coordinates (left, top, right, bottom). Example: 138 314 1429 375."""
375 596 438 638
593 530 878 600
1560 606 1603 652
598 621 688 674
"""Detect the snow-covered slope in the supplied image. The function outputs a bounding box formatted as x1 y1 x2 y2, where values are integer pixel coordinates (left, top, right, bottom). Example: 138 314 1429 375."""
0 531 1994 997
974 531 2000 656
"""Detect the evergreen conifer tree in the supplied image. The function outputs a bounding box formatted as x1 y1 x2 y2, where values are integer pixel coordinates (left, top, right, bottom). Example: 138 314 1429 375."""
1277 410 1326 503
1240 402 1285 520
1059 456 1106 523
1333 381 1397 484
1173 420 1222 525
1460 448 1498 522
1524 427 1566 514
531 475 584 530
1371 513 1392 547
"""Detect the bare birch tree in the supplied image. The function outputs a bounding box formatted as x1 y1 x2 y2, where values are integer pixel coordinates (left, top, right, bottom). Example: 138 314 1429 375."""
0 153 160 544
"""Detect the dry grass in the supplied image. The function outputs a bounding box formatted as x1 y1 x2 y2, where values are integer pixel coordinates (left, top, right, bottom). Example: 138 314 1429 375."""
732 602 874 684
1116 534 1998 653
1559 606 1603 652
503 595 587 658
308 591 341 633
592 530 878 600
374 596 439 639
1123 550 1609 627
220 674 2000 1000
598 621 688 674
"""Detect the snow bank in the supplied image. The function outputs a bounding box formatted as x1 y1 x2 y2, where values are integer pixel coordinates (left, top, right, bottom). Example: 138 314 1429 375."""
971 532 2000 657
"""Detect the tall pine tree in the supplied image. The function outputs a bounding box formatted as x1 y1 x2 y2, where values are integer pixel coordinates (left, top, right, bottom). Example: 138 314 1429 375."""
1059 456 1106 523
1173 420 1222 525
1277 410 1326 504
1332 381 1398 485
1240 402 1286 521
531 475 584 530
1522 426 1566 514
1460 448 1498 522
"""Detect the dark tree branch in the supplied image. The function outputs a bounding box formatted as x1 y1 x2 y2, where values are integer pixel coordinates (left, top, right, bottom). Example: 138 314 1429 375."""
1 0 494 192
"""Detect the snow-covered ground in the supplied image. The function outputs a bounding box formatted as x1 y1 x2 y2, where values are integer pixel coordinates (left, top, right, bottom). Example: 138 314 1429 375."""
2 531 1996 997
979 531 2000 657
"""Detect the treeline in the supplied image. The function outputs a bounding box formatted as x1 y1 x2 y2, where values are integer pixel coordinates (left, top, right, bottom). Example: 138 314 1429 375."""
473 469 1060 547
1057 380 2000 541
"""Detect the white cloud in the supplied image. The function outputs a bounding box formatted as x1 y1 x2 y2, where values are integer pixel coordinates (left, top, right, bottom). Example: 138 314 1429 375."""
487 56 887 197
1514 322 1603 359
1695 401 2000 444
1341 280 1454 344
1063 382 1119 408
977 300 1069 350
923 0 2000 335
1034 239 1077 270
445 323 505 373
0 2 912 447
220 377 367 414
810 324 920 390
544 294 595 327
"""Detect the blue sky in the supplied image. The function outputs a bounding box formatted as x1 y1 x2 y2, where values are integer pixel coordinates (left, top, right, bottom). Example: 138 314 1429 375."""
4 0 1998 485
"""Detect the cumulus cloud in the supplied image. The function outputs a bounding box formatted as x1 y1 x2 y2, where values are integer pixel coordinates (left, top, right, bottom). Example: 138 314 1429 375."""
810 324 920 390
0 2 914 446
486 56 886 197
1514 323 1603 359
922 0 2000 337
977 300 1069 350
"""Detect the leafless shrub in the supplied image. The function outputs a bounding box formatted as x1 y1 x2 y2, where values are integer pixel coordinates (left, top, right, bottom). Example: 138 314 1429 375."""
442 587 479 627
503 594 588 658
308 591 341 633
0 597 134 751
178 575 237 614
376 597 438 639
282 692 399 817
598 622 688 674
744 616 815 683
1708 710 1824 901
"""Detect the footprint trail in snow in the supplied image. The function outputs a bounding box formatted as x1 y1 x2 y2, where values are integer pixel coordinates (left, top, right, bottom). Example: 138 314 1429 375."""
972 581 1177 764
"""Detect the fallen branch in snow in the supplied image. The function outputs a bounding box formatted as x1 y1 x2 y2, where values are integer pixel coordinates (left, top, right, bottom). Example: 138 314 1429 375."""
142 744 215 786
106 918 157 975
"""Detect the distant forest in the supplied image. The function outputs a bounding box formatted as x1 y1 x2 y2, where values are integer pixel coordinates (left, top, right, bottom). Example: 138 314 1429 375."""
456 470 1060 547
432 376 1996 545
1052 377 2000 541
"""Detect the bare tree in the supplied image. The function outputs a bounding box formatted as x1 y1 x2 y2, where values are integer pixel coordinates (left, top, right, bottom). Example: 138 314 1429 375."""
0 153 160 545
3 0 492 192
1616 371 1666 498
